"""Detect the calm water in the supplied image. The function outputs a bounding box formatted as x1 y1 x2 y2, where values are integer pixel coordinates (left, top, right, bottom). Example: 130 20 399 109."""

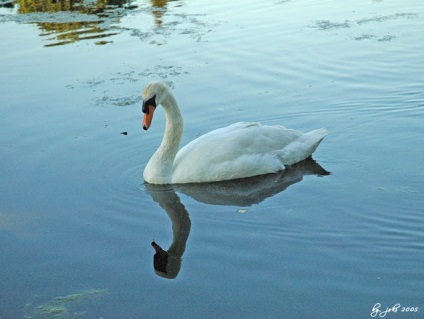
1 0 423 318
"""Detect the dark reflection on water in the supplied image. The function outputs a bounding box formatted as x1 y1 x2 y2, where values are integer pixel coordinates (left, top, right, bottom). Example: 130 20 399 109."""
0 0 14 8
176 157 330 206
144 158 329 279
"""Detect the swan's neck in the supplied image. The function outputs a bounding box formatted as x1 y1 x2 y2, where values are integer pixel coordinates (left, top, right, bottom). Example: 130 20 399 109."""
147 92 183 183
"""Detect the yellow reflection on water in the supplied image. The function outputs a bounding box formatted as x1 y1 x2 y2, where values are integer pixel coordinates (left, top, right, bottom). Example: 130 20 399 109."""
148 0 184 36
151 0 175 27
39 21 119 47
16 0 128 46
18 0 108 14
13 0 184 47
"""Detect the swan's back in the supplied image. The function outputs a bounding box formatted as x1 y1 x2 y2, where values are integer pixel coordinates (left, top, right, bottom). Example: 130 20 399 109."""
171 122 328 183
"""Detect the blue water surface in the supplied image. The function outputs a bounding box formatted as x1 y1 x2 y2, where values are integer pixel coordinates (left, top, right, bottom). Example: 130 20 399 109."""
0 0 423 318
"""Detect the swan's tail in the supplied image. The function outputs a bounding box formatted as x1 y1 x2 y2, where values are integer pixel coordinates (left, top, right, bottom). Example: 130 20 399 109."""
277 128 329 165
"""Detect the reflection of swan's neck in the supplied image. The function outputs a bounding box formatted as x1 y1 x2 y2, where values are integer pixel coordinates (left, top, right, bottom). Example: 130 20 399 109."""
167 202 191 258
158 190 191 258
148 93 183 182
149 187 191 279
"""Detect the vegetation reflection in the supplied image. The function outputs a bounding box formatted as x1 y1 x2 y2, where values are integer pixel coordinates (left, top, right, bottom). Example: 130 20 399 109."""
16 0 131 46
150 0 180 27
17 0 110 14
12 0 184 46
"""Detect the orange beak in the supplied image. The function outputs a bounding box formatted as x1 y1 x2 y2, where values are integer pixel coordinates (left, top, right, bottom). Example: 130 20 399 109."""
142 106 155 130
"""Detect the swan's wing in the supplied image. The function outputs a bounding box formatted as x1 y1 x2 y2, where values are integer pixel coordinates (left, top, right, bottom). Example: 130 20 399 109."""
171 122 306 183
175 122 303 164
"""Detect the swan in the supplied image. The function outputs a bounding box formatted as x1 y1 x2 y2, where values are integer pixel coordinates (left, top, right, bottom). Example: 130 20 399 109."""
141 81 328 184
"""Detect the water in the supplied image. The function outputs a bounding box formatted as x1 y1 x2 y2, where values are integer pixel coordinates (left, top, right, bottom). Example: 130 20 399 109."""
1 0 423 318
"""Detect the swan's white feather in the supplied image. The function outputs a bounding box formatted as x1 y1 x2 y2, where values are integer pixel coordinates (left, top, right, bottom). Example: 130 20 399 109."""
171 122 327 183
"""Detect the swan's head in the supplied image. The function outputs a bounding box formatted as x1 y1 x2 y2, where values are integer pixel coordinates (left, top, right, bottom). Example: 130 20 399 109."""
141 81 169 130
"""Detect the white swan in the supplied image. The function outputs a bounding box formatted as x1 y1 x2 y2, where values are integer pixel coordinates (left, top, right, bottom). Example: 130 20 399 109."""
142 81 328 184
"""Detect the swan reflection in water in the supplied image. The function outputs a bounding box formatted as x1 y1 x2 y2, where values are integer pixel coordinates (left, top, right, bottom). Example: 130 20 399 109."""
144 157 330 279
146 185 191 279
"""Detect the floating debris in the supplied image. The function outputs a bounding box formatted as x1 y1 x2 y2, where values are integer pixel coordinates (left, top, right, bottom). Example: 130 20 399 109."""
27 288 108 318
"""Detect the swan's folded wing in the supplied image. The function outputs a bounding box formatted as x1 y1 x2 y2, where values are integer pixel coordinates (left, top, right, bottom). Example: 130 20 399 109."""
171 122 305 183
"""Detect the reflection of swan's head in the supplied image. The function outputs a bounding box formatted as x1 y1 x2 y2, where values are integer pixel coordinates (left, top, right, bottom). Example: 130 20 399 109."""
151 241 182 279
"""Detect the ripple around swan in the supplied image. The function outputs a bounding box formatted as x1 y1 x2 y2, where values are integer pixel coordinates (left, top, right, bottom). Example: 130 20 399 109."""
91 138 144 207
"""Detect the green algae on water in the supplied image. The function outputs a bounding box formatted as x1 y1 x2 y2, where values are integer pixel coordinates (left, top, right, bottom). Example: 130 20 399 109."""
27 288 108 318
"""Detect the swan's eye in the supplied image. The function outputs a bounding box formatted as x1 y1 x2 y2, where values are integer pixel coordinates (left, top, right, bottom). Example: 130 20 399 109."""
142 95 156 114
